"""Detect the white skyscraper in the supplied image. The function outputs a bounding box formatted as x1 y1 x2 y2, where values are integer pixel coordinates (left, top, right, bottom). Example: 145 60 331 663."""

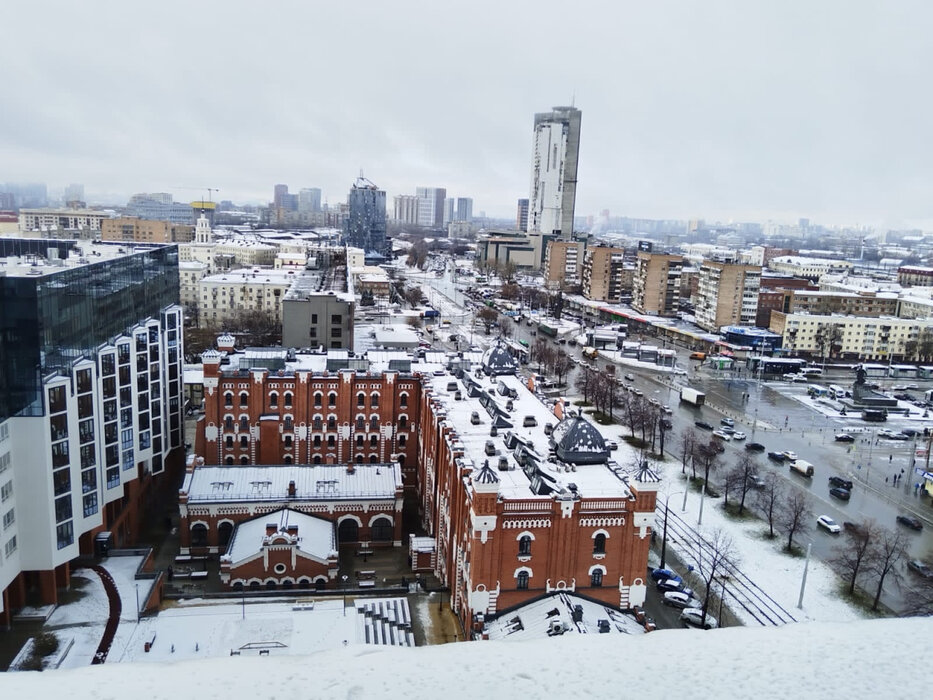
527 106 581 239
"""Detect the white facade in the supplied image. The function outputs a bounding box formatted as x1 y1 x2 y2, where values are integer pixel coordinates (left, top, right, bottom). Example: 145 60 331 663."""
0 421 18 614
198 268 299 325
19 208 110 232
776 313 933 360
180 261 209 306
769 256 854 278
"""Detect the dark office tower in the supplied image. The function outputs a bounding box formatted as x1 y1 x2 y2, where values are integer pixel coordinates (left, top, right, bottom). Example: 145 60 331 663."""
516 198 529 232
528 105 581 239
345 176 387 257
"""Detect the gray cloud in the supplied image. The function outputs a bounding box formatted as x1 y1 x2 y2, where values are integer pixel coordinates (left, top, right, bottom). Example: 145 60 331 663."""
1 0 931 227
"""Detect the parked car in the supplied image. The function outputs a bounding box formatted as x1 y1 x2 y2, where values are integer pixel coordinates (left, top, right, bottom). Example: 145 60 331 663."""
661 405 673 415
768 451 787 462
607 440 619 451
650 567 678 583
624 373 635 381
663 591 700 609
695 420 714 431
720 417 735 427
907 560 933 578
817 515 842 534
748 474 767 489
673 367 688 376
679 608 718 630
745 442 766 452
897 515 923 531
782 450 798 460
834 433 855 443
712 430 732 441
829 476 854 490
829 487 851 501
657 578 695 597
731 431 747 441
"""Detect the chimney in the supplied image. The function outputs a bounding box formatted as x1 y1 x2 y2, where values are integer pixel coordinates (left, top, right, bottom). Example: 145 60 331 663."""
286 525 299 536
265 523 277 536
287 480 297 497
346 464 355 475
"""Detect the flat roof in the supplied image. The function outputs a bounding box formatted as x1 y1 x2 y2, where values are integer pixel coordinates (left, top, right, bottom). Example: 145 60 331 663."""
0 237 173 278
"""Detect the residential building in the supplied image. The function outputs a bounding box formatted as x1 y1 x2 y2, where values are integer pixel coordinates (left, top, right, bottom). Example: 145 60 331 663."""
768 256 854 280
281 267 355 350
126 193 194 224
455 197 473 222
393 195 419 225
898 266 933 287
516 198 529 231
345 177 387 255
416 187 446 228
101 217 194 243
0 238 184 624
18 208 110 234
582 245 627 302
632 252 684 317
544 240 585 290
444 198 456 226
198 268 299 326
694 261 762 332
298 188 322 213
528 105 581 239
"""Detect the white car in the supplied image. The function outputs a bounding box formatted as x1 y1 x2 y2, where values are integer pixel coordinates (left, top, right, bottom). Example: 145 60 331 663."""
782 450 798 460
663 591 700 609
731 431 747 441
673 367 688 376
712 430 732 441
817 515 842 534
661 405 673 415
680 607 718 629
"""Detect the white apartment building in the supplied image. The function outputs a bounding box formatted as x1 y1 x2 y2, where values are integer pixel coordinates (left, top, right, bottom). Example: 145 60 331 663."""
18 207 110 233
770 312 933 361
180 261 209 307
768 256 854 279
198 268 300 325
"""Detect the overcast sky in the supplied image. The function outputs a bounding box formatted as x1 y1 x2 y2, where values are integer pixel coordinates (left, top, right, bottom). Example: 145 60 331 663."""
2 1 931 228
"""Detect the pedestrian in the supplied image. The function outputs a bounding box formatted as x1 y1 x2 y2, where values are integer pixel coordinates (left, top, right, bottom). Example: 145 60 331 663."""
885 477 888 484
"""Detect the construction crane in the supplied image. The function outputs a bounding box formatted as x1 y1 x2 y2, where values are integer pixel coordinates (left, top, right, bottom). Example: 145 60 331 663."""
174 186 220 203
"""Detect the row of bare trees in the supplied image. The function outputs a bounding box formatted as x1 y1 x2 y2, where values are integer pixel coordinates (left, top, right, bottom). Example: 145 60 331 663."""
531 338 574 385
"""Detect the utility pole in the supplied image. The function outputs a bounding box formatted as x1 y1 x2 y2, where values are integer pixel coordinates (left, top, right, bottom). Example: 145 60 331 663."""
797 542 812 609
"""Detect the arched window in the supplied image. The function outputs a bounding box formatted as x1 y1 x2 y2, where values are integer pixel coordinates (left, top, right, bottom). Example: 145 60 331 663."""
400 393 408 408
370 393 379 408
370 435 378 448
284 454 293 464
338 518 359 544
266 580 276 590
224 392 233 408
218 521 234 550
327 435 336 448
240 435 248 448
518 535 532 556
190 524 208 547
369 454 379 463
225 456 234 465
398 435 406 447
313 435 321 448
591 569 603 587
269 392 278 408
593 533 607 554
328 392 337 408
284 416 293 430
314 392 323 408
356 435 364 448
397 454 405 468
225 435 233 449
516 570 529 590
284 392 293 408
240 456 249 465
224 416 234 431
284 435 293 447
327 415 337 430
398 415 408 430
239 416 249 431
239 392 248 407
356 416 365 430
355 454 364 463
312 416 322 431
370 415 379 431
357 392 365 408
371 516 393 541
313 455 322 464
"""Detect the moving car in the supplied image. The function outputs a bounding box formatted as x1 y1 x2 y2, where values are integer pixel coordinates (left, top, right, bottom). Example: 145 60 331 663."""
695 421 714 431
673 367 688 376
650 567 678 583
712 430 732 441
829 487 851 501
783 451 798 460
745 442 766 452
661 405 673 415
843 521 864 535
834 433 855 443
748 474 767 489
679 608 718 630
731 431 747 441
624 373 635 381
907 560 933 578
607 440 619 451
897 515 923 531
817 515 842 534
829 476 853 490
768 451 787 462
663 591 700 609
720 417 735 427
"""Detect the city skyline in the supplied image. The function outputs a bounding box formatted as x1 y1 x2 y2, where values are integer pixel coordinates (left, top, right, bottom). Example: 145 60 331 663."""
2 2 932 228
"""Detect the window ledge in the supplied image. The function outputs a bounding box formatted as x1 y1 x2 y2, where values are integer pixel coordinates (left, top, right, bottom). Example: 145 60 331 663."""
592 552 606 560
517 555 531 563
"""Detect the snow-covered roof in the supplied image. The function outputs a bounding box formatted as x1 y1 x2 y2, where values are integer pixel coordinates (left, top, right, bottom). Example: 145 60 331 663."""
182 463 401 503
550 417 609 465
481 342 518 376
225 508 336 564
484 592 645 641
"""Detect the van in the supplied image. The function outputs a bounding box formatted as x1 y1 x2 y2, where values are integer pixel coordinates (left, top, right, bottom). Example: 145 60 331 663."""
484 440 496 456
690 352 707 360
789 460 815 478
523 415 538 427
446 382 458 391
470 411 481 425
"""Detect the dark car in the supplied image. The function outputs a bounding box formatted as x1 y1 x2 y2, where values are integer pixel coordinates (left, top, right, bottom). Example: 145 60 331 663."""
657 577 694 597
829 476 854 490
650 567 677 583
901 427 920 438
834 433 855 443
745 442 765 452
768 451 787 462
829 487 851 501
908 560 933 578
708 440 726 454
695 420 714 431
897 515 923 531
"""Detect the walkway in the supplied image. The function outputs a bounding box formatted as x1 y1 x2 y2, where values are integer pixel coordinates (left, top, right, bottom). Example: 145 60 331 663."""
89 565 122 665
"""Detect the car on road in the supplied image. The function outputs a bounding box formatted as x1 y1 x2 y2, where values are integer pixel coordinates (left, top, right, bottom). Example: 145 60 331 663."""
650 567 678 583
748 474 767 489
663 591 701 609
731 431 747 441
843 521 864 535
878 428 909 440
782 373 801 381
829 476 854 490
908 560 933 578
695 420 714 431
829 487 851 501
768 451 787 462
720 417 735 427
834 433 855 443
897 515 923 531
679 608 718 630
607 440 619 451
673 367 688 376
712 430 732 441
782 450 798 460
817 515 842 534
624 373 635 381
661 405 673 415
708 440 726 454
745 442 765 452
657 578 695 597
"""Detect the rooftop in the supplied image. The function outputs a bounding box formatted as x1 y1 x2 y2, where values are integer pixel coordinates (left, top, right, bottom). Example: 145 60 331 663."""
224 508 336 564
0 237 173 278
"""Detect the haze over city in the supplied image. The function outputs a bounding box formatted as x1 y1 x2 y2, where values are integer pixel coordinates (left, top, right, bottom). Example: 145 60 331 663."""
3 0 932 226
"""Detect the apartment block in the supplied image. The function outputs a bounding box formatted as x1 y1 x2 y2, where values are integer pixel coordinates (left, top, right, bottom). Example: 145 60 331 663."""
18 208 110 234
281 267 355 350
632 252 684 316
198 268 298 326
694 261 761 332
582 245 627 302
543 240 585 290
897 266 933 287
101 217 194 243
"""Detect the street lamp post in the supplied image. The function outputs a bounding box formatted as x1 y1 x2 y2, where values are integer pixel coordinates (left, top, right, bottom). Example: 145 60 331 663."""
342 574 349 616
660 490 686 569
797 542 812 609
698 480 708 526
135 583 140 623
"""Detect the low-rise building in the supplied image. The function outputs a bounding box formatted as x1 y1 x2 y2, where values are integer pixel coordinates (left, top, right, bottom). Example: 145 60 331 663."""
281 266 355 350
198 268 299 326
101 217 194 243
768 256 854 280
18 207 110 234
898 266 933 287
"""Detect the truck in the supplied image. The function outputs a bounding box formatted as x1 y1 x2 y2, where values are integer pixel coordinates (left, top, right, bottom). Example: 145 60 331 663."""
582 346 598 360
789 459 815 478
421 308 440 319
538 323 558 337
679 387 706 406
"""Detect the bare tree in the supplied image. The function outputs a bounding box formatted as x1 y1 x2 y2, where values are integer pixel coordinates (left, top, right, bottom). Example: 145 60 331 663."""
679 428 698 475
498 317 513 339
868 529 906 611
730 453 758 515
477 307 498 334
777 490 812 552
756 473 784 539
406 315 423 329
552 350 574 386
692 441 721 490
695 528 738 628
831 520 879 596
903 570 933 616
575 365 598 404
403 285 423 309
603 369 620 420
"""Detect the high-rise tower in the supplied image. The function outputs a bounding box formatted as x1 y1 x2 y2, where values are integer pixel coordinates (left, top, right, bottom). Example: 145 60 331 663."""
527 106 581 239
345 175 387 255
